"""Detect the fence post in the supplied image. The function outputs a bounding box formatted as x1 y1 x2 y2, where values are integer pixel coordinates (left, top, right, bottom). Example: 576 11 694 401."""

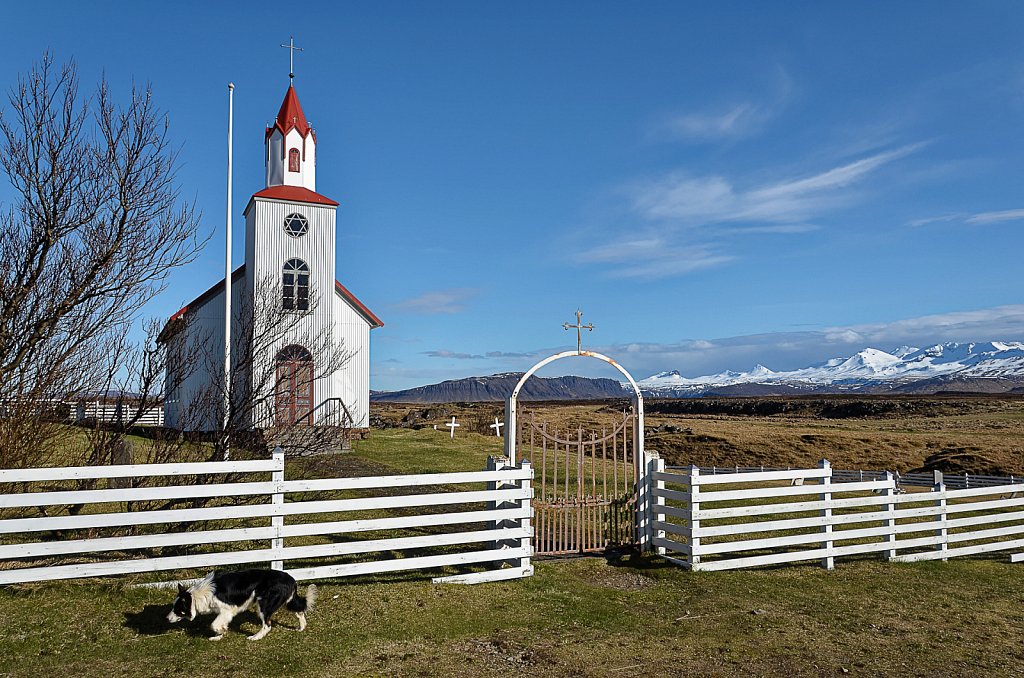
884 470 897 560
649 453 666 556
689 465 701 570
934 470 948 560
486 455 514 550
820 459 834 570
519 460 534 576
271 446 285 571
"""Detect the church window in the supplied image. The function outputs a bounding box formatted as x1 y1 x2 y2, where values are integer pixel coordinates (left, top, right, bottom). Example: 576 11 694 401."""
282 258 310 311
283 212 308 237
288 148 301 172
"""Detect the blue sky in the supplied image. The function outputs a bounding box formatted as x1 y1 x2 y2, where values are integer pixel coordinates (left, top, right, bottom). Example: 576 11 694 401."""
3 2 1024 390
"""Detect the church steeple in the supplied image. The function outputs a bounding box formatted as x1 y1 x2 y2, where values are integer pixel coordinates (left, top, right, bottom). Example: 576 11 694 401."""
265 85 316 191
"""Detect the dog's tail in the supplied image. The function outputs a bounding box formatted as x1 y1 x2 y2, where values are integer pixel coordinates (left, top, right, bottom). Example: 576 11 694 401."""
287 584 318 613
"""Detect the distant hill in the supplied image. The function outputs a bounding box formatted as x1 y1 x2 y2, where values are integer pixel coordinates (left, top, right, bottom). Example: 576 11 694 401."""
371 373 628 403
372 342 1024 403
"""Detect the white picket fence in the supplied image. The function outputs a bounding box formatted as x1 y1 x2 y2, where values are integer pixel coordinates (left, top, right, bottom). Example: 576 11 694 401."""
0 449 533 585
647 458 1024 571
72 401 165 427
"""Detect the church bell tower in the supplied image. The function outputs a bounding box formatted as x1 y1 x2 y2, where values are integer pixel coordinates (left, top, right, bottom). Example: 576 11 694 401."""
265 85 317 191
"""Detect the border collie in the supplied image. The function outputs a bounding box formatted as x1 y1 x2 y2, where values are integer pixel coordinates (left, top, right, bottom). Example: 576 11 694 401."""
166 569 317 641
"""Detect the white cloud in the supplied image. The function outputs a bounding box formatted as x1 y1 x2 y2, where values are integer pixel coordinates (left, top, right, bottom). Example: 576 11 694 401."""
586 304 1024 379
391 288 478 315
634 143 924 226
965 209 1024 225
578 144 922 279
575 238 734 279
658 103 768 143
653 66 794 144
908 208 1024 228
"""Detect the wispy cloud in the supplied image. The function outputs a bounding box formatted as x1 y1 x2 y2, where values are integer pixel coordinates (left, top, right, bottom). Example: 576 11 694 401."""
586 304 1024 379
392 288 478 315
656 103 771 143
575 238 734 279
423 349 537 360
652 67 793 144
908 208 1024 227
634 143 924 225
577 144 923 279
966 209 1024 225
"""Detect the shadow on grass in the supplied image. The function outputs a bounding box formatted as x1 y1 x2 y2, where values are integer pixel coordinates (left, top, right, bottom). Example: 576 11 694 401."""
123 604 187 637
124 605 306 640
604 545 675 571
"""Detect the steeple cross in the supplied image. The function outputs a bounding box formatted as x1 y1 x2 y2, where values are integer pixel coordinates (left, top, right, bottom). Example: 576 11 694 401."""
280 36 304 83
563 309 594 355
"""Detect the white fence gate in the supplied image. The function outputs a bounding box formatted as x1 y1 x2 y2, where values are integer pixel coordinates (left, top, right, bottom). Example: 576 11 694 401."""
0 449 533 585
644 457 1024 571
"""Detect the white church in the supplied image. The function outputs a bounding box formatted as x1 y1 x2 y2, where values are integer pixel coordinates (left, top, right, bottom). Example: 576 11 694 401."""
161 82 382 431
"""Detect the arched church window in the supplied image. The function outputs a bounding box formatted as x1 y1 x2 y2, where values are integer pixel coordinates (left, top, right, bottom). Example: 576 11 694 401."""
282 258 310 311
288 148 301 172
284 213 308 237
275 344 313 426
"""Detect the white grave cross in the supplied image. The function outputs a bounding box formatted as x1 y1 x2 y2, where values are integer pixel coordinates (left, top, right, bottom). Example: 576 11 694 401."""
489 417 504 437
445 416 460 439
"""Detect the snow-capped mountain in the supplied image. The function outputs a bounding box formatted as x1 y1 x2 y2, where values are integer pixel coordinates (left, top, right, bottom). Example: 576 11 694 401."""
639 342 1024 396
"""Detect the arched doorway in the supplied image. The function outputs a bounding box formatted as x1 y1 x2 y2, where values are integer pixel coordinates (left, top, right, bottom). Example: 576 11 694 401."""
504 350 645 555
275 344 314 425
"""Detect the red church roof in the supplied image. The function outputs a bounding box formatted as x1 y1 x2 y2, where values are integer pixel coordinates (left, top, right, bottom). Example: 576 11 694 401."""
335 280 384 328
251 185 339 206
266 85 314 140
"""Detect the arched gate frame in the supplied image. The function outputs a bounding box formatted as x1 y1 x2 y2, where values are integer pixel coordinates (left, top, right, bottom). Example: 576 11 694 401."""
504 350 647 553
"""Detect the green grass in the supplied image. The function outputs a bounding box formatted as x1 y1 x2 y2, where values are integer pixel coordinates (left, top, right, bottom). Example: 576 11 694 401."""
351 428 503 475
3 428 1024 676
1 556 1024 676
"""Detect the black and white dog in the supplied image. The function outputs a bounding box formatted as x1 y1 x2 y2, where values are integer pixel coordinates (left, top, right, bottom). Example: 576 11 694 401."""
166 569 317 641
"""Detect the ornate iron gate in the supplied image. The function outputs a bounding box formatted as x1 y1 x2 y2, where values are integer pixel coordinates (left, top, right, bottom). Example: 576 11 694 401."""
517 408 638 555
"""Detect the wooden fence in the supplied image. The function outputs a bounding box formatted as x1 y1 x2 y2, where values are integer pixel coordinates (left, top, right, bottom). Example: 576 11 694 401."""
0 449 533 585
679 464 1023 492
647 458 1024 571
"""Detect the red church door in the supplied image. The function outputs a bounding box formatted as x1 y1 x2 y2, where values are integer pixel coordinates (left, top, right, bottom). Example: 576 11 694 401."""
275 345 314 426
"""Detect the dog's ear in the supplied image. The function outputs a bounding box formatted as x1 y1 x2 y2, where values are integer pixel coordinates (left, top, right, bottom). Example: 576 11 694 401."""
177 583 186 594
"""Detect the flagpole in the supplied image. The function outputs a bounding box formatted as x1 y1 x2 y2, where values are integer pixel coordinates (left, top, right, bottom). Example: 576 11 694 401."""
223 82 234 460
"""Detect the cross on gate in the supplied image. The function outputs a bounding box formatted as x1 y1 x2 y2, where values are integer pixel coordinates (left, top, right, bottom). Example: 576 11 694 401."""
445 416 460 439
563 309 594 355
489 417 504 437
280 36 304 83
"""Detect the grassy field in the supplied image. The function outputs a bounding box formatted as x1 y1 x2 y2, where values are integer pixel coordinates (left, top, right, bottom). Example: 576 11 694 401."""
375 396 1024 474
3 401 1024 676
2 555 1023 676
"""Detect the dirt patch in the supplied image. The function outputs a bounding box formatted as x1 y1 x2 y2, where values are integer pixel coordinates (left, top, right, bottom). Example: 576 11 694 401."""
586 568 656 592
461 635 538 667
912 447 1009 475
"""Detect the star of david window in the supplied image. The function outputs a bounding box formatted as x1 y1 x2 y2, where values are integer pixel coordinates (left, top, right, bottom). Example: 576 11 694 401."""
284 213 308 238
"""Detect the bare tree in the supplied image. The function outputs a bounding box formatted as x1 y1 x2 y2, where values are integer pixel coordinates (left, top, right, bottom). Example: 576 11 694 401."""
163 273 355 461
0 55 205 467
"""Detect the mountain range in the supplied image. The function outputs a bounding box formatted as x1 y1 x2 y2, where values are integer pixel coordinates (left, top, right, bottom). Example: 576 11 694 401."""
372 342 1024 402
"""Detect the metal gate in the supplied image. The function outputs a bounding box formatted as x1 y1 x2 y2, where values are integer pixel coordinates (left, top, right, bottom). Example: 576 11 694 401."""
517 409 638 555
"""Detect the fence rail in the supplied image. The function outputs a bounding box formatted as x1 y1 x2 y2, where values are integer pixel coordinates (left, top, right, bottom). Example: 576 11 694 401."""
0 450 533 586
669 464 1020 491
649 459 1024 572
